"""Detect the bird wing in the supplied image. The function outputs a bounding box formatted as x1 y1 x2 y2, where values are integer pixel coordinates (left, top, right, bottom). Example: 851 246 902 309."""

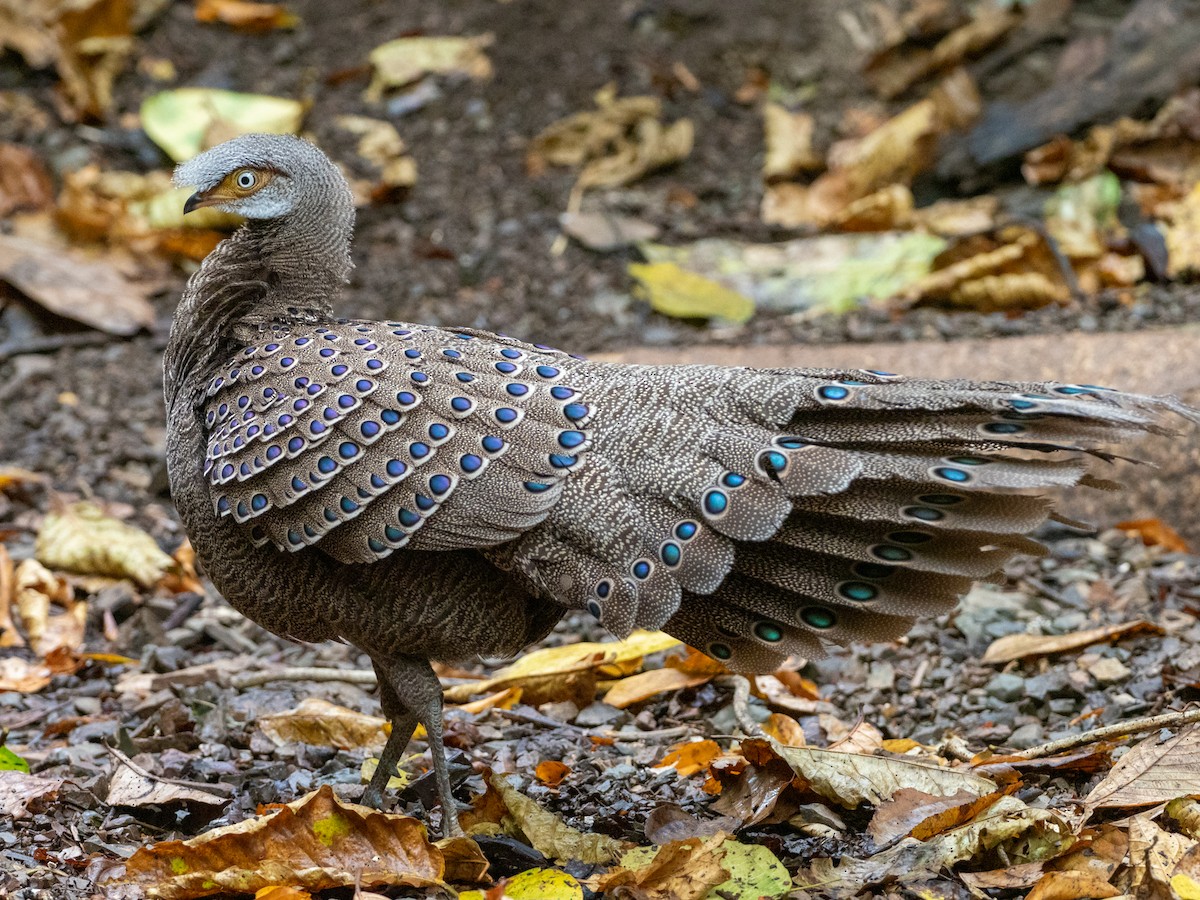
199 320 592 563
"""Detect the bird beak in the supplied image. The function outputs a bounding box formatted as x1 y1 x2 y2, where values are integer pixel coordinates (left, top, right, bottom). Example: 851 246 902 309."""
183 189 221 214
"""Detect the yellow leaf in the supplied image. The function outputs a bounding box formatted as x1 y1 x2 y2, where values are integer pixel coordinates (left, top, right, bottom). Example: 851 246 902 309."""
654 739 721 777
603 667 712 709
367 35 494 96
36 502 175 588
141 88 305 163
258 698 387 751
460 868 583 900
629 262 754 323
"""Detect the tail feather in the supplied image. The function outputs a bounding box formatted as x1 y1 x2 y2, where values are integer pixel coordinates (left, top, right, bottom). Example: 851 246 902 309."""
498 363 1192 666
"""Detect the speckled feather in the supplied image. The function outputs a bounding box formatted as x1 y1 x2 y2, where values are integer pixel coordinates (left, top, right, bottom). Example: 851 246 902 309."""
167 134 1194 680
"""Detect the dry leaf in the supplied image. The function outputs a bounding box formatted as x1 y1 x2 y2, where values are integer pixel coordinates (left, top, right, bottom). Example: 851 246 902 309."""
603 666 713 709
334 115 417 198
628 262 754 323
762 103 821 181
534 760 570 788
1084 725 1200 816
868 787 1005 846
141 88 305 163
559 211 660 252
762 713 806 747
259 698 387 751
0 234 156 335
763 737 997 809
0 657 53 693
1127 814 1199 898
983 620 1164 664
36 502 175 587
106 784 449 897
253 887 312 900
442 630 679 702
194 0 298 31
13 558 83 657
1117 517 1192 552
366 34 494 97
0 770 64 819
0 144 54 217
591 835 730 900
653 740 721 778
106 753 231 809
486 773 625 865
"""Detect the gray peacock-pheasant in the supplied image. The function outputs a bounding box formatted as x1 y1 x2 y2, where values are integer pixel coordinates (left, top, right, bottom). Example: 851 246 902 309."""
166 133 1191 837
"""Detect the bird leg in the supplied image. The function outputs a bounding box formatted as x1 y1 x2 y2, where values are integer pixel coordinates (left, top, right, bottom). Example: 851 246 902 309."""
366 656 463 838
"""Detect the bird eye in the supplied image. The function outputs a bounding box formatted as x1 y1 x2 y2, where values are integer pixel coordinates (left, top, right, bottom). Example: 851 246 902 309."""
235 170 258 190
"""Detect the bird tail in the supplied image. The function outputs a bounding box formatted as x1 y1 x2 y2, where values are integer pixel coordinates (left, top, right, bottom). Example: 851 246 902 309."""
525 364 1193 673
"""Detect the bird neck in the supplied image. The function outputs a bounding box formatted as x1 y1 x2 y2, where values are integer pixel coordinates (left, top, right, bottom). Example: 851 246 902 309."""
164 200 355 408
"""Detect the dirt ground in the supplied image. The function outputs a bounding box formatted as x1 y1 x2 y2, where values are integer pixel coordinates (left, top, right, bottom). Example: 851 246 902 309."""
6 1 1200 897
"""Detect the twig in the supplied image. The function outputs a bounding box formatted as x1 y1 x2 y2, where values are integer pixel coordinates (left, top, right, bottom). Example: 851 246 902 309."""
1012 706 1200 760
0 331 118 364
230 666 377 689
493 706 585 732
102 743 233 796
718 675 764 738
605 725 693 743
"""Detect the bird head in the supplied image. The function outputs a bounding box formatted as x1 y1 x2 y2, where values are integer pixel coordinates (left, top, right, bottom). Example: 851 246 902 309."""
174 133 345 220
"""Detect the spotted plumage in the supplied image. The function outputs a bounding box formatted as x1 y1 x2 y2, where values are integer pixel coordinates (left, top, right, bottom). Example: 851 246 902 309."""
165 134 1194 837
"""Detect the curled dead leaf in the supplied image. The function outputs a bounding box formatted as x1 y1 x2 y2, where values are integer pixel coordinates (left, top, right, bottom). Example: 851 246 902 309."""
258 697 387 751
36 502 175 588
194 0 299 32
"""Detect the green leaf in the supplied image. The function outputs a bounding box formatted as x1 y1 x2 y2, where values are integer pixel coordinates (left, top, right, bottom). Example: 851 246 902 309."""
460 868 582 900
0 746 30 773
140 89 305 163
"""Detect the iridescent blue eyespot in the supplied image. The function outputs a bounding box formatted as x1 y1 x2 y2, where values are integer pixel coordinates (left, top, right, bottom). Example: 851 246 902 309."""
264 343 279 352
386 459 406 477
660 542 681 566
331 364 348 376
429 474 451 494
411 371 428 383
310 421 327 434
366 359 383 370
524 481 551 493
236 501 248 518
251 493 267 511
415 494 435 511
368 538 386 553
801 607 837 629
482 435 504 453
220 463 234 478
550 386 574 400
295 337 310 345
381 409 401 425
318 456 336 474
294 377 309 388
385 525 404 541
460 454 482 473
405 348 421 359
501 348 522 360
506 383 529 397
429 423 449 440
291 476 306 492
354 338 369 346
251 365 264 375
818 385 850 401
496 362 517 374
266 445 281 460
872 545 913 562
675 521 698 541
361 421 380 438
399 509 420 527
356 379 373 392
778 439 807 450
287 529 302 545
338 394 355 409
933 467 970 483
596 580 611 598
340 496 358 514
905 507 944 522
703 489 728 516
760 451 788 474
838 582 877 602
587 599 602 619
288 436 304 452
442 349 461 359
496 407 519 423
306 384 321 396
709 643 732 660
451 397 472 412
410 442 430 459
984 422 1024 435
536 365 559 378
456 372 475 383
632 560 651 580
563 403 588 421
280 357 295 367
216 496 230 512
549 453 576 468
319 347 335 358
397 391 417 406
722 473 746 488
558 430 585 449
293 399 308 411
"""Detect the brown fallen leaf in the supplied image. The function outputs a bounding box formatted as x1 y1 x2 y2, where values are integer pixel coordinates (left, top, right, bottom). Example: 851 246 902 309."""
258 697 387 751
0 144 54 217
982 620 1165 664
1024 870 1121 900
334 115 417 201
590 834 730 900
0 657 53 693
1084 724 1200 816
366 34 494 97
762 713 805 747
105 784 450 897
1117 517 1192 552
105 750 231 809
1127 814 1199 898
0 233 156 335
0 770 64 819
13 558 83 657
194 0 299 32
762 103 822 182
603 666 712 709
868 787 1005 846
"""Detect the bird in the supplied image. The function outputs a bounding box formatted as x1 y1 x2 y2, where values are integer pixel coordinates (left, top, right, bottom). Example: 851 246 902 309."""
166 133 1190 837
